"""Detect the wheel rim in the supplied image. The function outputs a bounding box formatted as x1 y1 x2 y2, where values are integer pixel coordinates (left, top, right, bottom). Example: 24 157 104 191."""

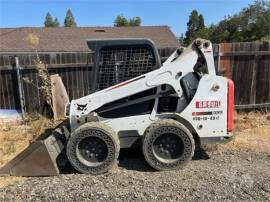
152 133 184 163
76 136 108 167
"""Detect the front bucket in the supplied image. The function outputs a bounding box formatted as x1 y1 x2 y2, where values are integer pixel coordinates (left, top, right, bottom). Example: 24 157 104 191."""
0 133 67 177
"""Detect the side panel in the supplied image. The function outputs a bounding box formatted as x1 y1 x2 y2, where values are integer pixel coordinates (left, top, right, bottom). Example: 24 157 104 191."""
180 75 229 138
100 114 153 136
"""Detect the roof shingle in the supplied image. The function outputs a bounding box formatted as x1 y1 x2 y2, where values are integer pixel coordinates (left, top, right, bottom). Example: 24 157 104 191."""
0 26 179 52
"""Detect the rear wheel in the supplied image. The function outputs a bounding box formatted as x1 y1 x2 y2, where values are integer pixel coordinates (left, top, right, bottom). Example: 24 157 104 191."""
142 119 195 171
67 122 120 175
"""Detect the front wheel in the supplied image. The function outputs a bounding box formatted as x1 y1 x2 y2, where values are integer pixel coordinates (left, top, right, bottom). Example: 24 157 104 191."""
142 119 195 171
66 122 120 175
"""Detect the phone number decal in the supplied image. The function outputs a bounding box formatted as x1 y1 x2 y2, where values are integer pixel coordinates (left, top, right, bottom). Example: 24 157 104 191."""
192 110 223 121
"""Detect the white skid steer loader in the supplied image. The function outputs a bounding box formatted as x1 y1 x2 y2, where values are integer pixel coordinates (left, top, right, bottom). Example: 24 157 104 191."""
0 38 234 176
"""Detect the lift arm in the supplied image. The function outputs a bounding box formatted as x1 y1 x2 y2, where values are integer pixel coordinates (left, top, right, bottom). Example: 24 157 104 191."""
68 39 216 131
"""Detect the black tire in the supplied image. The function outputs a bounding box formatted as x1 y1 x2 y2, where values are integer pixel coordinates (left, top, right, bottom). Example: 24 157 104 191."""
67 122 120 175
142 119 195 171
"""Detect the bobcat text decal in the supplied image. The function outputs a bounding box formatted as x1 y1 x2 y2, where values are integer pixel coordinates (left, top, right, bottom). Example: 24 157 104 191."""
195 100 221 108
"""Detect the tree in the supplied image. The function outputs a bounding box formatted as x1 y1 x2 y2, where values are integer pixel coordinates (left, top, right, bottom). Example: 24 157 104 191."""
114 15 142 26
184 10 205 45
64 9 77 27
44 12 60 27
53 18 60 27
187 0 270 43
44 12 55 27
114 15 129 27
129 17 142 26
178 33 185 45
198 14 205 30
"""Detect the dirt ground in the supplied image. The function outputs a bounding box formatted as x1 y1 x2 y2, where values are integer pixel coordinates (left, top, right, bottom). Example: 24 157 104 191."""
0 112 269 201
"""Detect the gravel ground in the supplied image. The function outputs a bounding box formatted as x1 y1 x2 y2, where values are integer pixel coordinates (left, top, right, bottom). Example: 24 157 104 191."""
0 147 269 201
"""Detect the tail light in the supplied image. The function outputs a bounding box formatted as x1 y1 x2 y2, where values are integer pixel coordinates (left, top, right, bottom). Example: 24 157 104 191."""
227 79 234 133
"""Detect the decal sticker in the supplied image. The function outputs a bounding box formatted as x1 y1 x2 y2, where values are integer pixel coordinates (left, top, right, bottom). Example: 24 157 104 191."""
193 116 220 121
195 100 221 108
192 110 223 121
192 110 223 116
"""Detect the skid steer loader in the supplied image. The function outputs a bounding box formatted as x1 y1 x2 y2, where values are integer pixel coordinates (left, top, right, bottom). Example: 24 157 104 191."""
0 38 234 176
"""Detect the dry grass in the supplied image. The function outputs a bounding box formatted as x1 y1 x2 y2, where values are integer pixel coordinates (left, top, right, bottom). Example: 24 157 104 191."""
0 115 51 188
221 111 270 152
24 32 53 112
0 116 49 166
204 111 270 153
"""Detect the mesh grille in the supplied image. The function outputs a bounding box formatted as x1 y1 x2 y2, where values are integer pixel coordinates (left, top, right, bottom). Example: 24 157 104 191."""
96 45 156 90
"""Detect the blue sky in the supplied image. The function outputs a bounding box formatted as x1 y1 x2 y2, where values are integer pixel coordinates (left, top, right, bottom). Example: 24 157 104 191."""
0 0 254 37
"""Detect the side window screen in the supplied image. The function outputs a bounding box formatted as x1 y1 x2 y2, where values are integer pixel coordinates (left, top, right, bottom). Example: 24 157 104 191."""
96 45 156 90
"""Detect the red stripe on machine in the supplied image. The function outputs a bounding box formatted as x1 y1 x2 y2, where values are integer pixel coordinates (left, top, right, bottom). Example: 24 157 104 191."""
227 79 234 133
107 75 145 91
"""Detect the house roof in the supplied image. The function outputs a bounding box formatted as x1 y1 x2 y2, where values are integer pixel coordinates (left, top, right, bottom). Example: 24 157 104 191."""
0 26 179 52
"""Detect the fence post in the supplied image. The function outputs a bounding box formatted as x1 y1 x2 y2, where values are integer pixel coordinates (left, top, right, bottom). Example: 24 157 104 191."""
15 57 25 118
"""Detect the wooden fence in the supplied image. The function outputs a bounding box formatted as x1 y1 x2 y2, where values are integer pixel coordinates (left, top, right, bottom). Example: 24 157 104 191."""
0 48 175 112
0 52 93 112
215 41 270 109
0 42 269 112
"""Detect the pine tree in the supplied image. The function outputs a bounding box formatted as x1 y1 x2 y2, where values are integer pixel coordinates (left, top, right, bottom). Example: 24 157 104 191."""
44 12 60 27
53 18 60 27
184 10 205 45
198 14 205 30
179 33 185 45
64 9 77 27
44 12 55 27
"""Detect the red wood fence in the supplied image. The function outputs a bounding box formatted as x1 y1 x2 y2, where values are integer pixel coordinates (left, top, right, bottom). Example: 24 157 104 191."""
215 41 270 109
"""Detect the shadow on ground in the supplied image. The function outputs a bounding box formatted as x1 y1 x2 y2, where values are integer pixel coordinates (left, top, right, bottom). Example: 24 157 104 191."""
117 147 210 172
193 147 210 160
118 148 153 172
61 147 211 174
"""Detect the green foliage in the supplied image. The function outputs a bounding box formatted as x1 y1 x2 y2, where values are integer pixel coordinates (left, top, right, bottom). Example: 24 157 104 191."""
114 15 142 27
44 12 54 27
184 0 270 44
129 17 142 26
178 33 185 45
44 12 60 27
64 9 77 27
184 10 205 44
114 15 129 26
198 14 205 30
53 18 60 27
